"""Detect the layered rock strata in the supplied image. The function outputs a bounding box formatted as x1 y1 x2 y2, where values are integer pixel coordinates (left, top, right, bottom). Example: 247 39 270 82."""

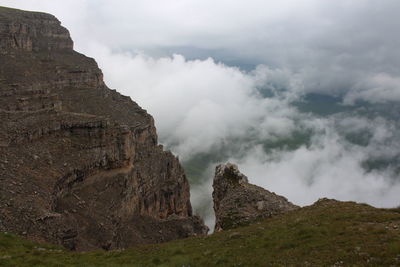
0 6 207 251
212 163 298 231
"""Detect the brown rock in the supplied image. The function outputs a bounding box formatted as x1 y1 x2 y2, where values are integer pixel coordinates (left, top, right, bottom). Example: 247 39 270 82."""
212 163 298 231
0 6 207 251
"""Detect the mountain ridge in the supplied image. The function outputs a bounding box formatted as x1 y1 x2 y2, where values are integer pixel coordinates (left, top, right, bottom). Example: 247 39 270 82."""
0 6 207 251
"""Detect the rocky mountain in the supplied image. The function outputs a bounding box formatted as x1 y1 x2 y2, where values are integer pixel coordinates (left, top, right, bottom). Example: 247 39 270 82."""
212 163 298 231
0 6 207 251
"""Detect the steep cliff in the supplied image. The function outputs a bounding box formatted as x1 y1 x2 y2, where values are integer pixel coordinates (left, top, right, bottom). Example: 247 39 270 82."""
0 6 207 251
212 163 298 231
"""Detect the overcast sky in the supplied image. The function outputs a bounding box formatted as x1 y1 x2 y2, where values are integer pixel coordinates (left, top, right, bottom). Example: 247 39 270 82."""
3 1 400 227
3 0 400 103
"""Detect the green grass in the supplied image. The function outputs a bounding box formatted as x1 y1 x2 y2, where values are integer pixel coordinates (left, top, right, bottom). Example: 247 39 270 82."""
1 199 399 266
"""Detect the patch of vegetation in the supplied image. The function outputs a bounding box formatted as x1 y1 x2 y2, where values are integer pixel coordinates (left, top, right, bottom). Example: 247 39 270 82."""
182 152 222 184
362 157 400 175
261 130 312 153
293 93 356 116
1 199 399 266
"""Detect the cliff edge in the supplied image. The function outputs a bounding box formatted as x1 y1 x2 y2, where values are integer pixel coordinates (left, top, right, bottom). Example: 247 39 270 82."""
0 6 207 251
212 163 298 231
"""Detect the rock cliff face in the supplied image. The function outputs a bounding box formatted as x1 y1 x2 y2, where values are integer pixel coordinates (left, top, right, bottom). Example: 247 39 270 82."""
212 163 298 231
0 7 207 251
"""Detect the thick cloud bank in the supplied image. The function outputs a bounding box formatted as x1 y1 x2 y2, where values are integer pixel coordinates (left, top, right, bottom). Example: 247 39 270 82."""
87 46 400 211
88 45 299 158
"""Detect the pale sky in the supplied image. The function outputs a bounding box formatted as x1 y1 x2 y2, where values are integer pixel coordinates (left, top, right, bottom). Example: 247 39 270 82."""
3 0 400 102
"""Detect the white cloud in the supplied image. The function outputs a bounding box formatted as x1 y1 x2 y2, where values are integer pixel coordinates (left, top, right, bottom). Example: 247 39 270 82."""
344 73 400 104
232 122 400 208
86 43 300 159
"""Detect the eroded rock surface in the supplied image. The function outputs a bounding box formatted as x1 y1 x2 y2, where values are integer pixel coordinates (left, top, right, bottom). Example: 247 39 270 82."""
212 163 298 231
0 6 207 251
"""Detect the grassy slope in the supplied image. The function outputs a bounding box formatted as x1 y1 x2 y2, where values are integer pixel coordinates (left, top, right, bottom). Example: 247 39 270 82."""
1 199 399 266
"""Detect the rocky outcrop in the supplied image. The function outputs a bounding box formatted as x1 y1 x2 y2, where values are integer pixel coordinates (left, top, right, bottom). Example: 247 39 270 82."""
0 7 72 52
212 163 298 231
0 6 207 251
